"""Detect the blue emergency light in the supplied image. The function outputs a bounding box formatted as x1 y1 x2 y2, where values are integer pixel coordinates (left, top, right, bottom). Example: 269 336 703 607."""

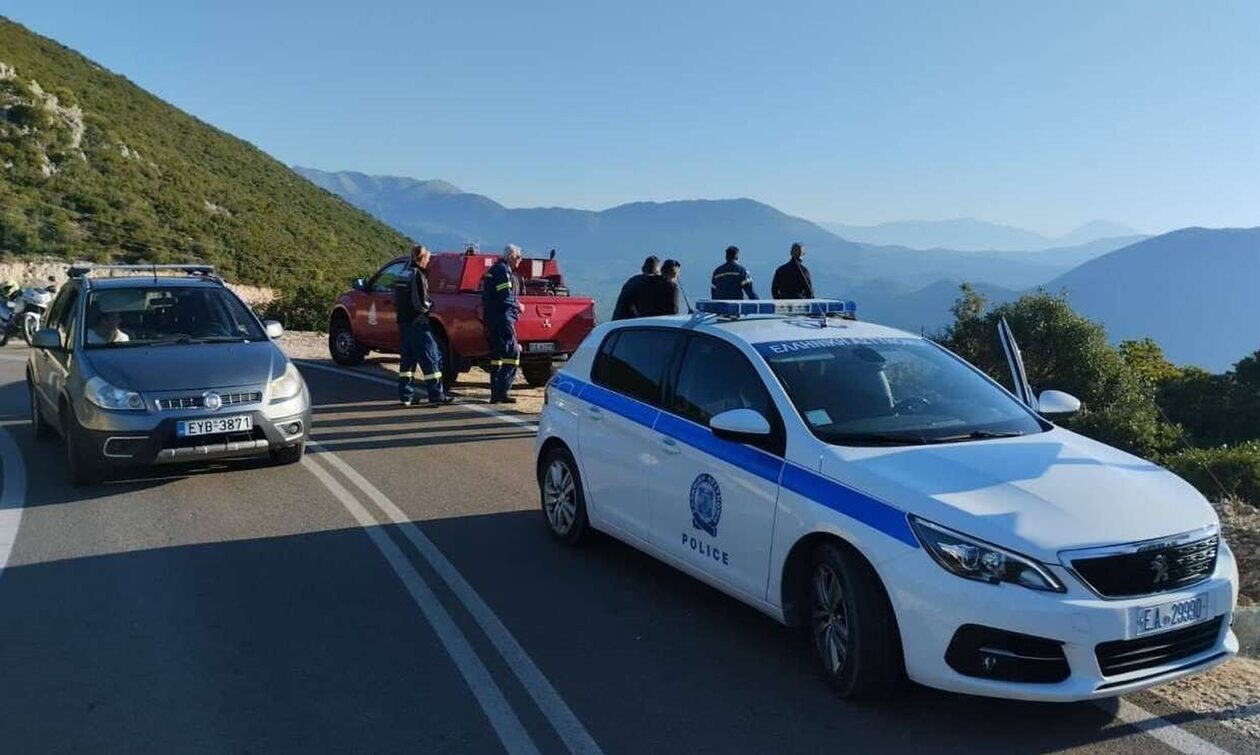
693 299 857 318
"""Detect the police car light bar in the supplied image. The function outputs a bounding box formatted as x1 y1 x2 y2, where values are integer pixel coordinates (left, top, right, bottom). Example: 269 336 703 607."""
693 299 857 318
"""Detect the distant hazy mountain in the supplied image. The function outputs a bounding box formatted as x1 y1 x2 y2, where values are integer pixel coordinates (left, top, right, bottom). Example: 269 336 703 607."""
819 217 1141 252
1046 227 1260 370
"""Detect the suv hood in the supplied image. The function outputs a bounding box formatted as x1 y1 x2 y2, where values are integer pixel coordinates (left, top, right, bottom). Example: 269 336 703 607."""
83 341 287 392
822 427 1217 562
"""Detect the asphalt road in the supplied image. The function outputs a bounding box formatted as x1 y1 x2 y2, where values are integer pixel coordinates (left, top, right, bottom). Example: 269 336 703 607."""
0 348 1254 755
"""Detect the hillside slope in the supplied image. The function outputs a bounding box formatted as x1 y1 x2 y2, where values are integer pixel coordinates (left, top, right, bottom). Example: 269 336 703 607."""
0 18 409 288
1047 227 1260 370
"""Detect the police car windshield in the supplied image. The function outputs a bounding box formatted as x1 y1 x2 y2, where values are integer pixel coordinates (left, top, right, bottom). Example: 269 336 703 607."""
83 286 266 348
759 337 1047 446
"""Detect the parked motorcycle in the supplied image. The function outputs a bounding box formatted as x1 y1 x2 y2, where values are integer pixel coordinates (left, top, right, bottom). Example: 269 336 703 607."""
0 278 56 347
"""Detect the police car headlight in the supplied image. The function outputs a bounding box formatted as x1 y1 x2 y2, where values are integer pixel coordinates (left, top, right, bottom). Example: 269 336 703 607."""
267 362 304 402
85 376 146 411
910 517 1064 593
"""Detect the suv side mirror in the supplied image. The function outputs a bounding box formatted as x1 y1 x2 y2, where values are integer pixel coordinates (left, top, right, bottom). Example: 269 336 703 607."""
710 408 771 443
351 277 367 291
32 327 61 350
1038 389 1081 416
263 320 284 339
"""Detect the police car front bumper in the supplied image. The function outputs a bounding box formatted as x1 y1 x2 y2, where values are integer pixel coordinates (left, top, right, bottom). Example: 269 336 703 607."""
881 540 1239 702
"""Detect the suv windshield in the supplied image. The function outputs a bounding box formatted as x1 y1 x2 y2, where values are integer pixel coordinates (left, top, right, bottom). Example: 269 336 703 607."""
758 337 1047 446
82 285 266 348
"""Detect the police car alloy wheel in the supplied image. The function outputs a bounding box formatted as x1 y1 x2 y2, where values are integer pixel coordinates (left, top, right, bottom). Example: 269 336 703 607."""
540 447 589 544
807 543 904 700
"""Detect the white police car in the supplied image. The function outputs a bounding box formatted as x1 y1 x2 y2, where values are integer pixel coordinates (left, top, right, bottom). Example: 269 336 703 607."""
534 300 1239 701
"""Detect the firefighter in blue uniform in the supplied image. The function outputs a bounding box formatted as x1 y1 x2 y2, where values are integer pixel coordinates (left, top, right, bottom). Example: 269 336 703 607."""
710 245 758 300
395 245 455 407
483 243 525 403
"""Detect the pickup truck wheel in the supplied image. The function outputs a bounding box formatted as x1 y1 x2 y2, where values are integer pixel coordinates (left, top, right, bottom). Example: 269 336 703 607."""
522 360 557 388
807 542 903 700
328 315 365 366
540 447 589 545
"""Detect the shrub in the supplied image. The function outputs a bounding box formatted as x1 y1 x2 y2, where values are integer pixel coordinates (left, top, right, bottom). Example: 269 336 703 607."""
262 280 341 332
1161 442 1260 507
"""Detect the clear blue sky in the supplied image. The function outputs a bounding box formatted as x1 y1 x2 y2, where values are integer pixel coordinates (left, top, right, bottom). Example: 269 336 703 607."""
5 1 1259 235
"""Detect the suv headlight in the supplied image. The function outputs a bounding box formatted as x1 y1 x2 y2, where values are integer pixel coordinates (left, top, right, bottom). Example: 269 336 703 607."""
909 516 1064 593
267 362 304 402
84 376 146 411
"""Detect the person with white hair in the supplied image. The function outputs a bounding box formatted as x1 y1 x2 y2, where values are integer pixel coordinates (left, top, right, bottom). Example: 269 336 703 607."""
482 243 525 403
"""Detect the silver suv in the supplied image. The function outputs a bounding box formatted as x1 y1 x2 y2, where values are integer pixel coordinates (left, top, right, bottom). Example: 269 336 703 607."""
27 264 311 485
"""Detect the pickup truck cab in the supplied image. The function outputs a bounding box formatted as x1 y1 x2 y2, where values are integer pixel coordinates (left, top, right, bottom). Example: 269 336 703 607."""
328 250 597 388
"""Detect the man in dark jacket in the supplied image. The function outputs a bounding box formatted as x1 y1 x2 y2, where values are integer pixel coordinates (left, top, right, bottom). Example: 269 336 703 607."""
635 259 682 317
711 246 758 300
612 256 660 320
395 245 454 407
482 243 525 403
771 242 814 299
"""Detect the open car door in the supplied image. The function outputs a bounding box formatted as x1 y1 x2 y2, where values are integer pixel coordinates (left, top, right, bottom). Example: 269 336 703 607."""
997 317 1037 410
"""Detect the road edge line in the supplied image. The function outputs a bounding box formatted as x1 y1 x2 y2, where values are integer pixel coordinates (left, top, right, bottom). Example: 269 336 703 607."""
1102 698 1236 755
301 454 541 755
295 360 539 431
311 443 604 755
0 426 28 583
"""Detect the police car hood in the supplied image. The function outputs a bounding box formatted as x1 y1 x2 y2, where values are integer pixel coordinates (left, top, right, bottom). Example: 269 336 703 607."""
823 427 1217 561
84 341 286 392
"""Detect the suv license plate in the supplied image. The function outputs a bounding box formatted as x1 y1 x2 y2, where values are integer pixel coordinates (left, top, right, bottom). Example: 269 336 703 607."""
178 415 253 437
527 342 556 353
1135 593 1209 635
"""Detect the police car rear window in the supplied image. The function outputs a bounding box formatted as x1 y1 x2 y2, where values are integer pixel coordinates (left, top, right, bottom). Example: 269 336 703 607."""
592 329 682 407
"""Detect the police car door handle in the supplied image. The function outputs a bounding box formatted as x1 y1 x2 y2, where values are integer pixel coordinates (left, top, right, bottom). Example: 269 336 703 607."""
585 406 602 420
659 436 681 454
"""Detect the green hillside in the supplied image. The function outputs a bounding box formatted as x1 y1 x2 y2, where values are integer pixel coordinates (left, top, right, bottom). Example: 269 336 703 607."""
0 17 409 289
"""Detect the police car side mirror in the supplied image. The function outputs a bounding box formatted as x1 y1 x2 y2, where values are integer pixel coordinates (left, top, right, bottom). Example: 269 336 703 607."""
709 408 771 442
1037 389 1081 416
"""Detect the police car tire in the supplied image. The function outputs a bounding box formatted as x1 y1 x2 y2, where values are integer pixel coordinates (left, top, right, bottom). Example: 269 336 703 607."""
539 446 589 545
807 542 903 701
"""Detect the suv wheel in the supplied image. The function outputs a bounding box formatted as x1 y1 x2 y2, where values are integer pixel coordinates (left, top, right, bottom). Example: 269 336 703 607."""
807 542 903 700
62 409 106 486
329 314 365 366
521 360 556 388
539 446 589 545
271 443 304 466
29 380 54 441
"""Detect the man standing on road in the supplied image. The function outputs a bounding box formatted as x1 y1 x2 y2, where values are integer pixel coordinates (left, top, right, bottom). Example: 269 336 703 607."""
483 243 525 404
710 245 757 300
771 242 814 300
395 245 455 408
635 259 682 317
611 255 660 320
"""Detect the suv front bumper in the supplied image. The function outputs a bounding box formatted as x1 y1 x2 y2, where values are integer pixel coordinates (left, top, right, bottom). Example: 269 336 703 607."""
881 540 1239 702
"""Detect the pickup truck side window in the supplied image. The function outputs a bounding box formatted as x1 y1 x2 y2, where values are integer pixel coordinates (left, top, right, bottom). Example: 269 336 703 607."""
371 262 409 293
591 328 682 407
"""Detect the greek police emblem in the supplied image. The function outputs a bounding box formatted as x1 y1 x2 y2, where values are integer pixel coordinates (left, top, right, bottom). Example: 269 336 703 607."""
689 474 722 537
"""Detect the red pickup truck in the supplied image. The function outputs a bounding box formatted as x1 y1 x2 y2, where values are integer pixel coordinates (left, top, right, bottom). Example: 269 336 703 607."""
328 250 597 389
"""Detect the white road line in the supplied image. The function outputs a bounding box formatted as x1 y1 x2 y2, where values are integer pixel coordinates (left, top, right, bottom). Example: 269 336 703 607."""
1105 698 1235 755
301 454 541 755
295 360 540 431
0 426 28 583
311 443 604 755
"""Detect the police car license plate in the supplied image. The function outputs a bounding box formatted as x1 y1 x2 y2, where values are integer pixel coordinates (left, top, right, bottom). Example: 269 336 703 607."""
178 415 252 437
527 342 556 353
1134 593 1208 635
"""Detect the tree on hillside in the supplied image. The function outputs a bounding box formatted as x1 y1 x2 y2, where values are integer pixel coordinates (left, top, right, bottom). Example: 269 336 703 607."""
939 285 1178 457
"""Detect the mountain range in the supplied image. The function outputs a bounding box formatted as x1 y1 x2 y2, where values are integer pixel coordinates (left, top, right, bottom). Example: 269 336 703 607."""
819 218 1142 252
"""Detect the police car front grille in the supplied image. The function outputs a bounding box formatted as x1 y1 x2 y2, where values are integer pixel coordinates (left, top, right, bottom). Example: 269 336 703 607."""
1070 535 1219 598
1095 617 1223 677
156 391 262 411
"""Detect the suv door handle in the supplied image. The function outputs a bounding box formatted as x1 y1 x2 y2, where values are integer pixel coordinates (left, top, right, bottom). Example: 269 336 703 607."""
659 436 681 455
585 406 602 420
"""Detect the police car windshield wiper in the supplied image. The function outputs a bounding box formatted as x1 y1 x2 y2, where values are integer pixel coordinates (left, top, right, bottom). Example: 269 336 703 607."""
829 432 930 447
924 430 1026 444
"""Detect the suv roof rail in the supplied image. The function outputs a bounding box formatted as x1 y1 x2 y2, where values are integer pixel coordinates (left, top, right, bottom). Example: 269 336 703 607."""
67 263 220 281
